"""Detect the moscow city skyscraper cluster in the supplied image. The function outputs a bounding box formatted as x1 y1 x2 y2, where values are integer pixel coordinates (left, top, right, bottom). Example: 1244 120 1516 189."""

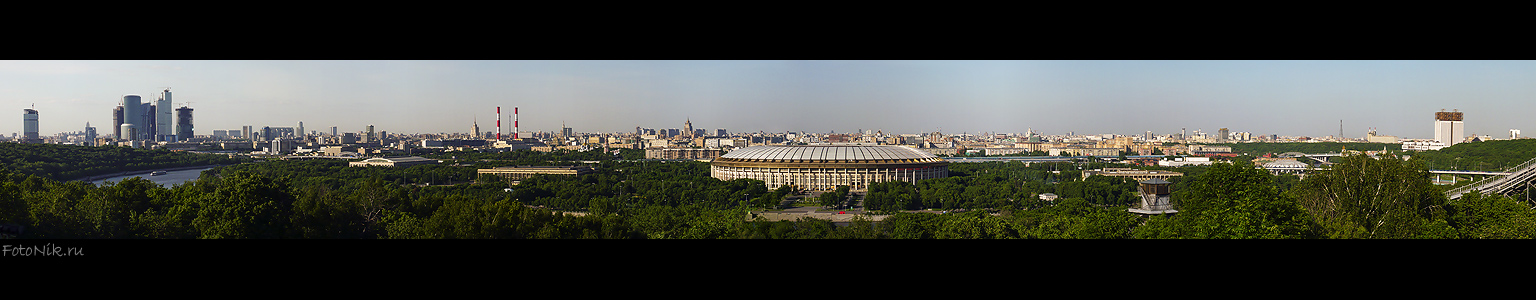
112 88 191 143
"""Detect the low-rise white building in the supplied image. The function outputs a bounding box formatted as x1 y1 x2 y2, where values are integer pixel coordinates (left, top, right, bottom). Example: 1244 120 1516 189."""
1402 139 1446 151
1158 156 1213 167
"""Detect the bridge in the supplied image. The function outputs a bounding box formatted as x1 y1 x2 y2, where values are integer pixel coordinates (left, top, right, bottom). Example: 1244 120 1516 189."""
1445 155 1536 200
1429 170 1513 176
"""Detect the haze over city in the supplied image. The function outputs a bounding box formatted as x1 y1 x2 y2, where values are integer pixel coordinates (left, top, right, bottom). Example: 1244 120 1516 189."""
5 60 1533 138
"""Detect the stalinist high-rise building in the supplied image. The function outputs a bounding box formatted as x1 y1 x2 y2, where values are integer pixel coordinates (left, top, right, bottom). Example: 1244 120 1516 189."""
684 118 694 138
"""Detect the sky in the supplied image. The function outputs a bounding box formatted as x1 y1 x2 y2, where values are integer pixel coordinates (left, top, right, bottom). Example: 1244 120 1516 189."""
3 60 1534 140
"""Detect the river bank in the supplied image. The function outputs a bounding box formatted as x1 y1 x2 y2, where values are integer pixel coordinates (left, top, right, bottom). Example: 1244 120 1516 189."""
70 164 233 183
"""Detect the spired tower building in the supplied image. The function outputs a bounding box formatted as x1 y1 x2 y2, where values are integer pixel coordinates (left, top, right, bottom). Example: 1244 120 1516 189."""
684 118 694 139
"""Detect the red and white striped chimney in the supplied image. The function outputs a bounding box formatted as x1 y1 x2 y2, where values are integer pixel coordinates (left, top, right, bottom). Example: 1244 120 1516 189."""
496 106 501 140
514 107 519 140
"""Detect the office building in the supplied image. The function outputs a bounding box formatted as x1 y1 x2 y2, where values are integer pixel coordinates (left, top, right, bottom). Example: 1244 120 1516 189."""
156 89 173 141
175 106 193 140
1435 110 1464 147
141 102 155 140
121 95 142 140
112 106 123 140
22 108 40 143
716 128 727 137
84 123 96 146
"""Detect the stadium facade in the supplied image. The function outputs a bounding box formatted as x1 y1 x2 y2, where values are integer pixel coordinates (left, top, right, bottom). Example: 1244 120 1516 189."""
710 145 948 191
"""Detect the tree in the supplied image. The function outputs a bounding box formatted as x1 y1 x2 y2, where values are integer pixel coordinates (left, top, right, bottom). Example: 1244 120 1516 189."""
1292 154 1446 239
1135 162 1316 239
1444 191 1536 239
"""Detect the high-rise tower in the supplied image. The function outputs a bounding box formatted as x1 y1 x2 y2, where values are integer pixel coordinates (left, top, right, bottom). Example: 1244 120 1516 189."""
112 105 123 140
156 88 173 141
176 106 194 140
1435 109 1465 147
121 95 142 141
22 108 39 143
85 123 96 146
684 118 694 139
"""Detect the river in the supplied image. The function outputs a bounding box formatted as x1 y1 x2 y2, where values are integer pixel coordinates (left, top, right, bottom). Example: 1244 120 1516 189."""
91 167 217 187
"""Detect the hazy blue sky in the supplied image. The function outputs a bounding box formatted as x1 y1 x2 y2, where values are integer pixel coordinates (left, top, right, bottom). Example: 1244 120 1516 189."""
4 60 1532 139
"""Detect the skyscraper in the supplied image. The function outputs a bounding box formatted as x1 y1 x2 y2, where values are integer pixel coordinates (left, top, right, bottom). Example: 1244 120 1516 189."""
297 121 305 138
684 118 694 138
1217 128 1229 143
141 102 155 140
156 89 172 141
113 105 123 140
22 108 39 143
330 126 337 136
366 125 375 143
176 106 193 140
242 125 253 139
1435 110 1465 147
85 123 96 146
121 95 142 141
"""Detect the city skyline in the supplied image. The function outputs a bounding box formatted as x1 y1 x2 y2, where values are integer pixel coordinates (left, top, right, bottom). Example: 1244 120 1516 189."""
4 60 1534 139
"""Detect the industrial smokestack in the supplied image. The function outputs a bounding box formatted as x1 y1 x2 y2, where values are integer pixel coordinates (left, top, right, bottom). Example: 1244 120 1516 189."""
496 106 501 140
514 107 519 140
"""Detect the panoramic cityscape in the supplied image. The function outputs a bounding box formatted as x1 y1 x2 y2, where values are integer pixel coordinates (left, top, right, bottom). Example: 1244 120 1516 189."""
2 60 1536 243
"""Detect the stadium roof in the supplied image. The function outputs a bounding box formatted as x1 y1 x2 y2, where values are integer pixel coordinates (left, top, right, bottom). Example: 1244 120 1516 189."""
718 145 940 163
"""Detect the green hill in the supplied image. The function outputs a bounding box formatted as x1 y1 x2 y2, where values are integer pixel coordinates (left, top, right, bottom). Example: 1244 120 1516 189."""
1408 139 1536 172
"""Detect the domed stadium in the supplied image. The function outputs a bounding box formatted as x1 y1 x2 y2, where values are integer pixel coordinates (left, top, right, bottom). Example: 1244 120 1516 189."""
711 145 948 191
